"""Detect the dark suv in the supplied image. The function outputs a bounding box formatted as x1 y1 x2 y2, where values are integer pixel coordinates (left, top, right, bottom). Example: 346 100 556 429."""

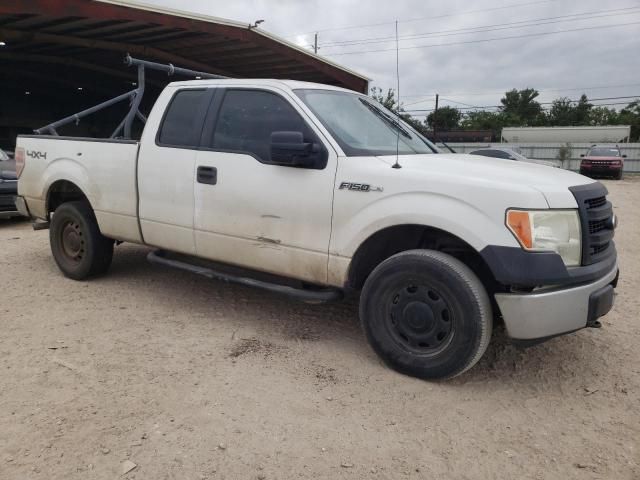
580 145 626 180
0 148 20 218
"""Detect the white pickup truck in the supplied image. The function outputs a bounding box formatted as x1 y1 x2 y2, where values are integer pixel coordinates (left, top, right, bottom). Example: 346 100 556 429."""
15 79 619 379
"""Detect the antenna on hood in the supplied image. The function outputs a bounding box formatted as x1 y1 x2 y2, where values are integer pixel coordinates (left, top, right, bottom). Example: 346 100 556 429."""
392 19 402 169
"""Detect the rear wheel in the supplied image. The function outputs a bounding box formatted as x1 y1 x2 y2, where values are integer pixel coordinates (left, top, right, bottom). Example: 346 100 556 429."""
359 250 492 380
49 201 114 280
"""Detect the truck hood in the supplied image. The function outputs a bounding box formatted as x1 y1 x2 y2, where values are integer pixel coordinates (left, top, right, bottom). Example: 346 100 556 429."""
377 153 595 208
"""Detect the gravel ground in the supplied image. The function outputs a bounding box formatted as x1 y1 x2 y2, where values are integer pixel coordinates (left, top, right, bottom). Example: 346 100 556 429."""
1 178 638 480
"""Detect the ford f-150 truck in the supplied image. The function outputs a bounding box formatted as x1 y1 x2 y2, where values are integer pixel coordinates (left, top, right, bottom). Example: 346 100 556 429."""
15 78 619 380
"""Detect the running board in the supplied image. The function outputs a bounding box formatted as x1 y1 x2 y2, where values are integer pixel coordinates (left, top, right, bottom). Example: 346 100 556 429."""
32 220 50 231
147 250 343 303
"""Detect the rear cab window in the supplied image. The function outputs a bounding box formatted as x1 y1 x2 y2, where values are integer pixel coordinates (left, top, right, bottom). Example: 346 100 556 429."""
157 89 211 148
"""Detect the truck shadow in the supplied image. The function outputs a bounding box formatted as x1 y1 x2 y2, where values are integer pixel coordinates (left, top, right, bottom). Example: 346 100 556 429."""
451 325 604 388
0 217 30 229
106 243 363 342
104 244 610 389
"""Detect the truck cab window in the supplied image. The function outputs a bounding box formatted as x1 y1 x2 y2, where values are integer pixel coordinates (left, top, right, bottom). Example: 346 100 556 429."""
212 90 315 163
158 89 209 148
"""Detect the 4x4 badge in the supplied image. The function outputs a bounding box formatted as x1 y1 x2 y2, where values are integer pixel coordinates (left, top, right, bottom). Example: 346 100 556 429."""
339 182 383 192
26 150 47 160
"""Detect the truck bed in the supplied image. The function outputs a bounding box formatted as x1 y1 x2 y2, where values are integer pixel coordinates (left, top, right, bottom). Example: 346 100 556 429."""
17 135 142 242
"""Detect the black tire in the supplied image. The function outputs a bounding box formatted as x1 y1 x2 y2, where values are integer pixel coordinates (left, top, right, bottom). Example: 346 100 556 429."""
49 201 114 280
360 249 492 380
615 170 623 180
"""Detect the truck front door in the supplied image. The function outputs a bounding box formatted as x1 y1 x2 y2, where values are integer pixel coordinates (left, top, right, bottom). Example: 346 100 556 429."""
138 87 213 254
194 87 337 284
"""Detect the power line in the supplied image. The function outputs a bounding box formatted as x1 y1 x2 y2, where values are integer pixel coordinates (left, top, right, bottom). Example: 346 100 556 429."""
400 83 640 99
317 6 640 49
405 96 640 112
404 102 635 114
402 84 640 107
403 96 475 107
402 96 640 114
440 98 482 108
325 21 640 56
286 0 566 37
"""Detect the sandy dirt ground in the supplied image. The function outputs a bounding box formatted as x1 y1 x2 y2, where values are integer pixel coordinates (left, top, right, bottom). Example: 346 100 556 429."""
1 178 638 480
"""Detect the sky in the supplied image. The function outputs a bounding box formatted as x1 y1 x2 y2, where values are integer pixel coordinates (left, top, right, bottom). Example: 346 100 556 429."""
142 0 640 120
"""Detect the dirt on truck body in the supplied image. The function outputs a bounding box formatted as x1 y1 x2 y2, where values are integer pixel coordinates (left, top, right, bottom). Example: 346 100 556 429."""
0 178 638 479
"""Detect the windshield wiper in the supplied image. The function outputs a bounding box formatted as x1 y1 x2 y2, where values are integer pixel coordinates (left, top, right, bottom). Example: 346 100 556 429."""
359 99 412 139
439 140 456 153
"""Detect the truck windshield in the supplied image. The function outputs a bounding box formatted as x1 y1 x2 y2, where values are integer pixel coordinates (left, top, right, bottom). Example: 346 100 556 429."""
294 89 437 157
588 148 621 157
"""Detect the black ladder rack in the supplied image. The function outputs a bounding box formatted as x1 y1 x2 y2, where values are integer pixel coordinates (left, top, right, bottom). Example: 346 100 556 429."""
34 54 228 139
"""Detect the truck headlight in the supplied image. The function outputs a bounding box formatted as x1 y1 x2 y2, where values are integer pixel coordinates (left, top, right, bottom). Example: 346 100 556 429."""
506 209 581 266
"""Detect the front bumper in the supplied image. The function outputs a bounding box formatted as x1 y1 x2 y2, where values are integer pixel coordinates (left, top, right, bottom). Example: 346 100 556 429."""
495 263 618 340
580 165 622 173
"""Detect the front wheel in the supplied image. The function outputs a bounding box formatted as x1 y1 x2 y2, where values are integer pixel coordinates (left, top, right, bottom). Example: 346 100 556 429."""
49 201 114 280
360 250 492 380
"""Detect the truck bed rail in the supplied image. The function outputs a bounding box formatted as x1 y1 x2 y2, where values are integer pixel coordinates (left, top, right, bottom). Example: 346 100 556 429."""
34 55 229 139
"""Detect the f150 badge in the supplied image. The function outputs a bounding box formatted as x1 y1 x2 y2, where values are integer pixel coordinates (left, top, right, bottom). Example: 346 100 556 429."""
339 182 383 192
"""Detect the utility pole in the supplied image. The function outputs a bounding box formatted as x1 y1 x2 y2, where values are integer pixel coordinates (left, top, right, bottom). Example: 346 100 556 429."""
433 93 439 143
314 33 318 54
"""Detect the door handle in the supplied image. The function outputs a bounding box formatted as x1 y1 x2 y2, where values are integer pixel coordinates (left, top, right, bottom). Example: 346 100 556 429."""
197 166 217 185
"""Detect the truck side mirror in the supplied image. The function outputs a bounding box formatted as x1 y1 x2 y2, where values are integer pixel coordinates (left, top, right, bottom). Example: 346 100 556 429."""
580 154 585 157
270 131 316 168
622 154 627 158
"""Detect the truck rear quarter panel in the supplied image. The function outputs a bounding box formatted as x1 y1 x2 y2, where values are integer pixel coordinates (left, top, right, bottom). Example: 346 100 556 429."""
17 136 142 242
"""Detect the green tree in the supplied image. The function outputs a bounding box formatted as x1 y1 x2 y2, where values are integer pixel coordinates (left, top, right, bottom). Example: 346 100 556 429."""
618 99 640 141
401 115 429 135
574 94 592 124
589 106 619 126
548 97 574 126
557 142 572 168
369 87 430 135
369 87 398 111
461 110 505 131
426 106 462 130
500 88 542 125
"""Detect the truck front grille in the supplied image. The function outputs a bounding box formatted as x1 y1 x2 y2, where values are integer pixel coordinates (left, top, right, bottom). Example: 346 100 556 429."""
585 196 606 209
569 184 615 265
588 218 607 234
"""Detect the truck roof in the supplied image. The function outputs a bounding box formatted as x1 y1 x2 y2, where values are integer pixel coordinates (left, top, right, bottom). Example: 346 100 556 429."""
167 79 359 94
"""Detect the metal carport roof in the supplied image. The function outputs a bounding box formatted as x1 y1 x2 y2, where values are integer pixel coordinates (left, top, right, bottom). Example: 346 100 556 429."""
0 0 370 145
0 0 369 92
